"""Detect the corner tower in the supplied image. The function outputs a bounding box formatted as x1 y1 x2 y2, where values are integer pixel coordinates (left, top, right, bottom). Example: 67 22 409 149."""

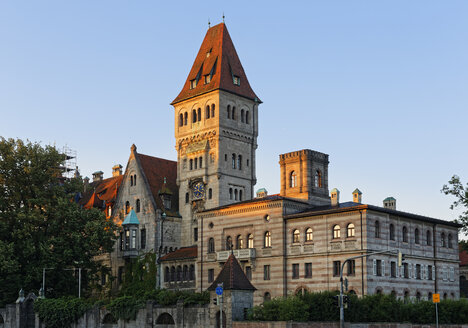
172 23 261 246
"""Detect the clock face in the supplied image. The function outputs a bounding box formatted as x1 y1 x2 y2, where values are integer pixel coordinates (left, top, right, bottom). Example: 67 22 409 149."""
192 182 205 199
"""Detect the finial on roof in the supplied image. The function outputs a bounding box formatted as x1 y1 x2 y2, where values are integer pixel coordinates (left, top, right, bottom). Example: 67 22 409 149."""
222 12 225 23
208 19 210 28
131 144 137 153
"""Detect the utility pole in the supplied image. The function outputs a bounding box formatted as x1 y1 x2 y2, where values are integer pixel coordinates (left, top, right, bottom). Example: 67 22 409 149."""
339 249 399 328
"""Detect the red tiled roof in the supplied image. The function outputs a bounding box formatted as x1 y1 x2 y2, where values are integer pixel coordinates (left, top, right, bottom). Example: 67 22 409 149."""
207 254 256 291
460 248 468 266
160 246 197 262
172 23 260 105
80 175 124 209
137 153 178 215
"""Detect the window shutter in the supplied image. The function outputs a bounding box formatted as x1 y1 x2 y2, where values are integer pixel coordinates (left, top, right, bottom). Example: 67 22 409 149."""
373 259 377 276
382 261 385 277
432 266 436 281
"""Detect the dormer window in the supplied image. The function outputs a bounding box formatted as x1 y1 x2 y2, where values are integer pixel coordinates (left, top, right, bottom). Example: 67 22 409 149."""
190 79 197 89
162 195 171 209
233 75 240 86
205 75 211 84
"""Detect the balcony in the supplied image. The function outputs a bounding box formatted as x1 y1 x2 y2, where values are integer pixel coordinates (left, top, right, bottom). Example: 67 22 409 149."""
122 249 139 258
216 248 256 261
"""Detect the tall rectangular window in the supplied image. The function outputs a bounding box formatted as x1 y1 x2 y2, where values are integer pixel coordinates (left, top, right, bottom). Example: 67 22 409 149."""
391 261 396 278
208 269 214 283
376 260 382 276
428 265 433 280
245 266 252 280
264 265 270 280
347 260 355 276
305 263 312 278
140 229 146 249
403 263 409 278
416 264 421 279
333 261 341 277
194 228 198 242
292 263 299 279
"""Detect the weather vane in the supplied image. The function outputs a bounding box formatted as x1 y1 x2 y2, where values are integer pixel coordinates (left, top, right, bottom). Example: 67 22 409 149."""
222 12 225 23
208 19 210 28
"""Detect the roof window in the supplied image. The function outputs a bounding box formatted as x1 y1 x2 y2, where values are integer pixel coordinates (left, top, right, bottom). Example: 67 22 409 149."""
233 75 240 86
190 79 197 89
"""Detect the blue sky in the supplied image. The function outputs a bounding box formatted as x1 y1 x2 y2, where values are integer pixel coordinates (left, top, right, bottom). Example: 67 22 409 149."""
1 1 466 231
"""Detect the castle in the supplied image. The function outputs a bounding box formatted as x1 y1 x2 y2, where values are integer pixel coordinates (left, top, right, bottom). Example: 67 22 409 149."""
81 23 460 304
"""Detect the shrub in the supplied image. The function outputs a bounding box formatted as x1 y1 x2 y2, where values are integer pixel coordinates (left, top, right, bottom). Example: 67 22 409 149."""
34 297 92 328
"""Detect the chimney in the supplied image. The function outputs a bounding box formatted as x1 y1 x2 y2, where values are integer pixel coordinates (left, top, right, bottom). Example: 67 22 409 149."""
330 188 340 206
352 188 362 203
83 176 90 192
92 171 104 182
112 164 123 177
256 188 268 198
383 197 396 210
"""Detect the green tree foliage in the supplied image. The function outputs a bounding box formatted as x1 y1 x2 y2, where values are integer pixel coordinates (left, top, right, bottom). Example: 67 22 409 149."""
248 293 468 324
119 252 157 298
0 138 118 306
442 175 468 233
34 297 92 328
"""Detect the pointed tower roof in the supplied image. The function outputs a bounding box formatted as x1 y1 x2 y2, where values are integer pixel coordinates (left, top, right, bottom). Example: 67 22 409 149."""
122 209 140 225
172 23 260 105
207 254 256 291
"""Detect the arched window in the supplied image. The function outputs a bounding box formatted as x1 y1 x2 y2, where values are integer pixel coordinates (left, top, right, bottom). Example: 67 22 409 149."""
189 159 193 170
236 235 243 249
194 158 197 169
232 106 236 120
185 192 189 204
211 104 215 117
165 266 169 282
107 206 112 217
133 174 136 185
192 109 197 123
248 234 254 248
306 228 313 241
208 238 215 253
229 188 233 200
264 292 271 302
208 188 212 199
264 231 271 248
314 170 322 187
183 265 188 280
441 232 446 247
234 189 238 200
237 155 242 170
246 111 250 124
176 266 182 281
402 226 408 242
290 171 297 188
189 264 195 280
241 109 245 122
170 266 175 282
206 105 210 118
227 105 231 119
415 228 420 244
390 224 395 240
232 154 236 169
136 199 141 213
375 221 380 238
130 175 133 186
197 107 201 121
226 236 232 250
239 190 243 201
293 229 300 243
427 230 432 245
184 112 188 125
125 201 130 214
199 156 203 168
347 223 355 237
179 113 183 127
448 234 453 248
333 225 340 239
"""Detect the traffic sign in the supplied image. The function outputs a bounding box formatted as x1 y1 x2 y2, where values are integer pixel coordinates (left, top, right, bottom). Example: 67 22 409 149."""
433 293 440 303
216 286 223 295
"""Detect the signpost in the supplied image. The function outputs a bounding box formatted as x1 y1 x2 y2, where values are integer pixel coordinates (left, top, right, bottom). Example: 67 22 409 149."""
216 283 224 328
433 293 440 328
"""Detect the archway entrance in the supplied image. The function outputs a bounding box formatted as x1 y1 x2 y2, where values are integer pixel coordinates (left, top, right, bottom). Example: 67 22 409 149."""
102 313 117 328
156 312 175 327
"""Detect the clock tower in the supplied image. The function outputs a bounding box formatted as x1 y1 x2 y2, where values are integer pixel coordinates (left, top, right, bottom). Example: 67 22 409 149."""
171 23 261 246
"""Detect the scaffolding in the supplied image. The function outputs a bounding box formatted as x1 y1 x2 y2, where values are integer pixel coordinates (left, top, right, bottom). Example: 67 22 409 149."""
60 145 78 179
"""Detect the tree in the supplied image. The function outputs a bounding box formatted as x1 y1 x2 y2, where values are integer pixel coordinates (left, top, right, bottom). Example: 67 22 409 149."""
442 175 468 234
0 138 118 306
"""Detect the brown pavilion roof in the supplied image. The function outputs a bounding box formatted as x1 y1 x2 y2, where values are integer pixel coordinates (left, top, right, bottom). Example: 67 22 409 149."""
172 23 260 105
207 254 256 291
160 246 197 262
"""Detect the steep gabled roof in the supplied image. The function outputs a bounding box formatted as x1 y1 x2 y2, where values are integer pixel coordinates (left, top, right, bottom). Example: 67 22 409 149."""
80 175 124 209
207 254 256 291
159 246 197 262
172 23 260 105
136 153 179 216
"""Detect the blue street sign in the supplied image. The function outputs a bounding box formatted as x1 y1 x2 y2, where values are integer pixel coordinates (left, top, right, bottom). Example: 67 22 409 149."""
215 286 223 295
